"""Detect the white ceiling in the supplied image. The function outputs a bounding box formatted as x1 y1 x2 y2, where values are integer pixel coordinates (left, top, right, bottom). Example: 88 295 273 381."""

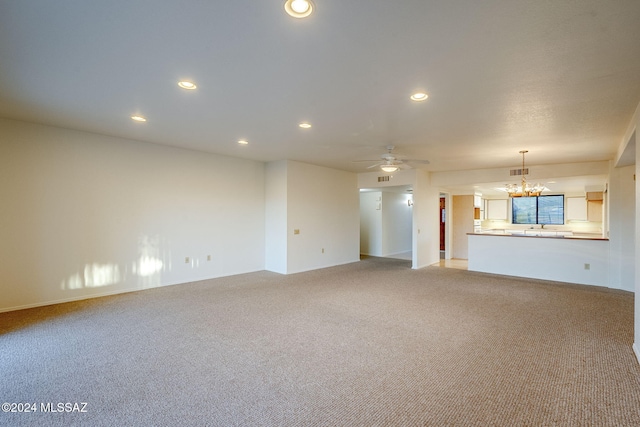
1 1 639 180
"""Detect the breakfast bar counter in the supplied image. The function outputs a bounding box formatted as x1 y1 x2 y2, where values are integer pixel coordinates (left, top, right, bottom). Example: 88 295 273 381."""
467 232 609 287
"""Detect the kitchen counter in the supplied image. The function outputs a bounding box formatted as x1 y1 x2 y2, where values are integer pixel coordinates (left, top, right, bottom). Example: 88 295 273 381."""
467 232 609 287
468 231 607 241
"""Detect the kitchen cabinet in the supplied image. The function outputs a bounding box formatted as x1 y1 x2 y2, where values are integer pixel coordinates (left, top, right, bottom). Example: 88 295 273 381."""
586 191 603 222
566 196 603 222
586 192 603 201
566 197 587 221
486 199 508 220
588 200 603 222
473 194 482 221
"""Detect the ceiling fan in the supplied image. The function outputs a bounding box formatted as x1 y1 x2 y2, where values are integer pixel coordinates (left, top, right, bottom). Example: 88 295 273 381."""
353 145 430 172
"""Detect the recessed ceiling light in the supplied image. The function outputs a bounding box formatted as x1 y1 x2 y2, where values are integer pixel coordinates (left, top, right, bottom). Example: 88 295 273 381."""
410 92 429 101
299 122 312 129
237 140 249 145
178 81 197 90
284 0 314 18
131 115 147 122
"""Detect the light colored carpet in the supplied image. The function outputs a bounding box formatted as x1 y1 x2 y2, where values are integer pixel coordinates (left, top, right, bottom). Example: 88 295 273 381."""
384 251 412 261
1 257 639 426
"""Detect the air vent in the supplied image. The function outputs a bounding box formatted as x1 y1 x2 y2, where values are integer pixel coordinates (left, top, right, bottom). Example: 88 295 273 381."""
510 168 529 176
378 176 390 182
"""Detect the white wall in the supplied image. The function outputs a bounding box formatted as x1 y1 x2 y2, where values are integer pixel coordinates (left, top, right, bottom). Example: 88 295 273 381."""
359 192 382 256
608 164 635 292
413 169 441 269
628 103 640 360
265 160 288 274
357 169 417 189
442 193 453 260
431 161 610 188
469 235 610 287
267 160 360 274
637 148 640 361
612 97 640 362
381 192 413 256
0 118 265 312
359 191 412 257
357 169 440 268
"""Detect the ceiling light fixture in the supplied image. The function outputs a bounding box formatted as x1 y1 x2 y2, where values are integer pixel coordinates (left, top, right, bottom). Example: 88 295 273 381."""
131 115 147 122
299 122 312 129
237 140 249 145
380 164 399 173
410 92 428 101
284 0 314 18
178 81 197 90
505 150 545 197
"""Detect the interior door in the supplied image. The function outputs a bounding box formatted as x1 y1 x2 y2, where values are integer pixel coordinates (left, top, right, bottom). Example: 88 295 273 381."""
440 197 445 251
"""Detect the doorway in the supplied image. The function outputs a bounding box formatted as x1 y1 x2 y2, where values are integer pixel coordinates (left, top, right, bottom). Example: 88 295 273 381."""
440 196 446 256
359 186 413 261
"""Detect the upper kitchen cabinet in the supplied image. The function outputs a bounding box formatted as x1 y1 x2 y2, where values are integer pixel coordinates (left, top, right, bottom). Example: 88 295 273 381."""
587 192 603 222
566 192 603 222
487 199 508 220
566 197 587 221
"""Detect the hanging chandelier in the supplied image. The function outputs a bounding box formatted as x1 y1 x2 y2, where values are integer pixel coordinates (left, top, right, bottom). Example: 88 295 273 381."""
505 150 545 197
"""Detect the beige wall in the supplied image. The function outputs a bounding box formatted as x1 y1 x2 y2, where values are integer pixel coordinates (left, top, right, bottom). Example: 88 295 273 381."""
267 160 360 274
0 118 266 312
452 195 474 259
287 160 360 274
0 119 362 312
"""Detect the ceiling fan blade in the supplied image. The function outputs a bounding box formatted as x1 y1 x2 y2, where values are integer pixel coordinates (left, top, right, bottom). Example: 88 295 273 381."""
352 146 429 169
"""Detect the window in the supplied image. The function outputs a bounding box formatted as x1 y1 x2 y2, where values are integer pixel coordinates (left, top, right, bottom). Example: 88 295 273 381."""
512 195 564 225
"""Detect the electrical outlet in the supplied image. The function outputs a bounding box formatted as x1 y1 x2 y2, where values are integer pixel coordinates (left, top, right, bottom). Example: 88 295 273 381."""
185 257 190 263
322 248 325 253
584 263 590 270
207 255 211 261
294 229 300 235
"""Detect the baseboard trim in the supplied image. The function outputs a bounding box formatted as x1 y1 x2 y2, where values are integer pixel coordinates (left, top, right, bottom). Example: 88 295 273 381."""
3 260 366 312
285 258 361 275
0 287 141 314
383 250 412 257
0 270 266 314
634 343 640 366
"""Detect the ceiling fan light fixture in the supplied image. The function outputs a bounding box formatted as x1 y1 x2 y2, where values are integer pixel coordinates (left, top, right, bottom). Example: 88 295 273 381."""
354 145 428 172
380 165 398 173
284 0 314 18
